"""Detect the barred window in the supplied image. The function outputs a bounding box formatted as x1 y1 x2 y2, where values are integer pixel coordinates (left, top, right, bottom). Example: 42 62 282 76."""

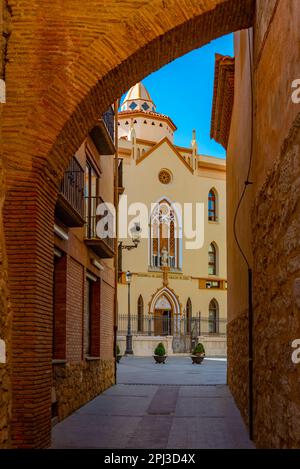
208 243 217 276
137 295 144 333
209 299 219 334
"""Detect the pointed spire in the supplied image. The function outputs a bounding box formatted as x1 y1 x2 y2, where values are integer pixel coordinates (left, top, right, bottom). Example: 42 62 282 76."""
128 120 136 142
121 82 156 112
128 120 136 160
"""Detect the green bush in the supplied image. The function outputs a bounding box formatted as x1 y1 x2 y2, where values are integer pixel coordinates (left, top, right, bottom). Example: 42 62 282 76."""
116 344 121 355
154 342 166 356
193 343 205 356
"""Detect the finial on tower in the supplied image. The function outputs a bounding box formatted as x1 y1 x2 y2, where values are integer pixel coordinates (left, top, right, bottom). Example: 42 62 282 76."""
128 120 136 142
191 129 197 151
191 129 198 171
128 120 137 160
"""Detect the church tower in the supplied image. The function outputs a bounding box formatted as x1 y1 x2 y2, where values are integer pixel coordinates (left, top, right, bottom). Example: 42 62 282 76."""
118 82 177 144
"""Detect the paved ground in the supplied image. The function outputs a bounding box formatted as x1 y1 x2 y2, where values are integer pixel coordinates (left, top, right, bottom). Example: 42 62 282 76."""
118 356 227 385
51 357 254 449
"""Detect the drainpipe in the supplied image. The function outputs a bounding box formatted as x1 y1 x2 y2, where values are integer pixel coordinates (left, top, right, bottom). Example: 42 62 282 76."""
113 99 120 384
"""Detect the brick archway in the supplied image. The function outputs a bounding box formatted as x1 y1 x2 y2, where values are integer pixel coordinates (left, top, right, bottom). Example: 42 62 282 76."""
1 0 255 448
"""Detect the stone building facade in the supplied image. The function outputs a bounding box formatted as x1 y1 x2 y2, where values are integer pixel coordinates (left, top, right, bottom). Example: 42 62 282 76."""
211 1 300 447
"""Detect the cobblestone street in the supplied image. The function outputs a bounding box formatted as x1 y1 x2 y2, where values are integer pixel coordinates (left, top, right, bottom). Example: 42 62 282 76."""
52 357 254 449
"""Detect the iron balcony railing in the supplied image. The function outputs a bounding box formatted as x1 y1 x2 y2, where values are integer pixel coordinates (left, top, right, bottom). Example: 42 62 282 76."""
59 156 84 218
84 195 114 251
117 314 227 337
102 106 114 143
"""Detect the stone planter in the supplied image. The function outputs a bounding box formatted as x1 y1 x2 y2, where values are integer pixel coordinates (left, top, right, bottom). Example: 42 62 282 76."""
153 355 167 364
116 355 122 364
191 355 205 365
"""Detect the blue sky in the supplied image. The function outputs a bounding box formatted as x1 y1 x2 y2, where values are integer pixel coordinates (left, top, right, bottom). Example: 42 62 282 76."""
122 33 234 159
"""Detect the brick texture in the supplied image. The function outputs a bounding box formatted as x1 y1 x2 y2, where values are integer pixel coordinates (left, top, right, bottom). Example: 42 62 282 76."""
66 257 84 362
53 255 67 360
100 280 114 360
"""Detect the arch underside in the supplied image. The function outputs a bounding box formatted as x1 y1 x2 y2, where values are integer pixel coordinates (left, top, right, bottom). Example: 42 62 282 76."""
3 0 255 186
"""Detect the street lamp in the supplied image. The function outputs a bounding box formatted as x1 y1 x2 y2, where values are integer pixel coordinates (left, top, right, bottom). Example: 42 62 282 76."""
125 270 133 355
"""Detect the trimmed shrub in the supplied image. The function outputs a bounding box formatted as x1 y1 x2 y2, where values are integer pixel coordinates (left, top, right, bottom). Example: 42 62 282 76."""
154 342 166 356
193 343 205 356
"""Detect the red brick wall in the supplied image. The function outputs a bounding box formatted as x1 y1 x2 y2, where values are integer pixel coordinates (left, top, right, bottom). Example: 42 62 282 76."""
90 279 101 357
53 255 67 359
4 177 56 448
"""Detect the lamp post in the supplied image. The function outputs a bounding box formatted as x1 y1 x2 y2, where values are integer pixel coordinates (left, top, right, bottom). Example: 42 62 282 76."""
125 270 133 355
119 223 141 355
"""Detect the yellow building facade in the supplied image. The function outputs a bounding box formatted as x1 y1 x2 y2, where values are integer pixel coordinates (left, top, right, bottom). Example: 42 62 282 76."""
117 83 227 356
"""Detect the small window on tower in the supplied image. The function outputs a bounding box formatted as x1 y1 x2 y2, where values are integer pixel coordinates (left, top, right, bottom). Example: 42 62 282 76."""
134 120 137 124
159 123 163 127
125 121 129 125
129 102 137 110
152 122 155 126
142 102 150 111
143 120 147 124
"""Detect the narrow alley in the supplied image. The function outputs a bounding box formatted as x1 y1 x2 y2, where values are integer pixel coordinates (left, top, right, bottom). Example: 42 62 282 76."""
52 357 253 449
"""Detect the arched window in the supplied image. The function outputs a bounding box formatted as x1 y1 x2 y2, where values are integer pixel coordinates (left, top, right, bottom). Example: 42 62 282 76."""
208 243 217 276
209 299 219 334
208 189 217 221
150 199 181 270
186 298 192 334
137 295 144 333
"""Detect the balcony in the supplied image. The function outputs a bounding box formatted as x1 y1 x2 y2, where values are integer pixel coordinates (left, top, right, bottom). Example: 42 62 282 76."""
90 106 115 155
118 158 125 194
84 196 115 258
55 156 85 227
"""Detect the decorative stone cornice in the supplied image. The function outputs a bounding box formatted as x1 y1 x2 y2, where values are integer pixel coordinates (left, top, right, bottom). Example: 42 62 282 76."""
210 54 235 149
